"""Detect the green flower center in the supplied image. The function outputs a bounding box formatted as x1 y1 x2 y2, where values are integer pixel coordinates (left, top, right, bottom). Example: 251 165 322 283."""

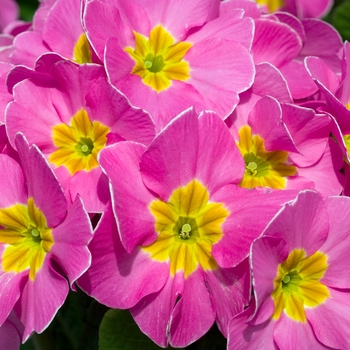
144 53 165 73
75 137 94 156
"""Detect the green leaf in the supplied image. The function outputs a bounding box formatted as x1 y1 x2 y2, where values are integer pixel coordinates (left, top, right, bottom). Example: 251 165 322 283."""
331 0 350 41
99 309 170 350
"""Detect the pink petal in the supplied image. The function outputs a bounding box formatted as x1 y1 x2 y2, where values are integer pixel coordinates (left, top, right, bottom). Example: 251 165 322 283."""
248 96 297 153
168 268 215 347
297 0 333 19
15 134 67 228
50 61 106 124
85 75 155 146
10 32 49 68
17 257 68 342
274 313 326 350
187 38 254 117
84 1 135 59
78 202 169 309
251 236 289 325
50 195 92 287
252 63 292 103
301 19 342 73
6 81 59 153
0 154 26 207
132 0 216 41
305 56 340 95
0 262 24 325
113 74 205 131
197 111 245 194
282 104 332 167
228 302 277 350
104 37 135 85
211 185 298 268
131 273 185 347
338 41 350 104
279 59 318 99
0 314 22 350
68 168 109 213
219 0 261 19
262 190 328 256
320 196 350 288
42 0 83 58
99 142 156 253
187 10 253 50
0 62 13 123
0 0 18 31
206 258 251 337
252 18 302 67
140 108 199 200
275 12 305 42
296 138 344 197
307 288 350 349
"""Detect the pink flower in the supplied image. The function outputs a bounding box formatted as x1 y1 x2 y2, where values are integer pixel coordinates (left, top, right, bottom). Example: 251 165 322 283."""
84 0 255 130
228 190 350 349
228 95 344 196
79 109 297 347
6 58 155 212
10 0 99 68
0 134 92 341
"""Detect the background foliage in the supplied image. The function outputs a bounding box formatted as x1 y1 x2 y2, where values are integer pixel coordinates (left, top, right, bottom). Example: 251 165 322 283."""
11 0 350 349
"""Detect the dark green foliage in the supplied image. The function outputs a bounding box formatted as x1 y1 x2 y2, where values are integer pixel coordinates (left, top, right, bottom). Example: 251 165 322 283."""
16 0 38 21
331 0 350 41
99 309 167 350
98 309 226 350
20 288 108 350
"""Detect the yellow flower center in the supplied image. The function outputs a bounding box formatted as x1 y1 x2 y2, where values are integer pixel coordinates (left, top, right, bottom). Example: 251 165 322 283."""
272 249 330 322
256 0 284 12
125 25 192 92
237 126 297 189
143 180 229 278
0 198 54 280
73 33 93 64
49 108 110 175
343 134 350 159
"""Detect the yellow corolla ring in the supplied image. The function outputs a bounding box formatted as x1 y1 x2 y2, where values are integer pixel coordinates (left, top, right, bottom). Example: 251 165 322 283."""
143 180 229 278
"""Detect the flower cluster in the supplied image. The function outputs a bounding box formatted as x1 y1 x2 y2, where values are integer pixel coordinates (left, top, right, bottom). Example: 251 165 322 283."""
1 0 350 349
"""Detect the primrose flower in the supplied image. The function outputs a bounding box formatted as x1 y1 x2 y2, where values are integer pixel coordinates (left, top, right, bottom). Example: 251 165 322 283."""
228 190 350 349
6 58 155 212
79 108 297 347
84 0 255 129
10 0 98 68
0 134 92 341
228 95 343 196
